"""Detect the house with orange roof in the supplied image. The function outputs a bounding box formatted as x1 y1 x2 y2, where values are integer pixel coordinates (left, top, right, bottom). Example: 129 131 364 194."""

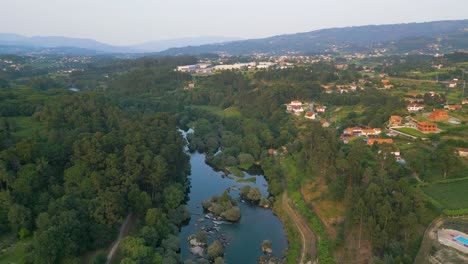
315 105 327 113
286 100 303 113
417 121 437 132
305 111 316 120
428 109 449 121
444 104 462 111
361 128 382 136
389 115 403 127
291 105 304 115
320 119 330 128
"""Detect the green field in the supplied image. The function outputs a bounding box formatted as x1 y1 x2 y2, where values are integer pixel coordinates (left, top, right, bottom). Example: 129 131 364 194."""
422 179 468 210
0 238 31 263
394 127 429 138
8 116 45 139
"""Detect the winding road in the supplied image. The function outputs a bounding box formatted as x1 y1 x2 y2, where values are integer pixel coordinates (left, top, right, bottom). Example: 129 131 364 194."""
281 191 317 264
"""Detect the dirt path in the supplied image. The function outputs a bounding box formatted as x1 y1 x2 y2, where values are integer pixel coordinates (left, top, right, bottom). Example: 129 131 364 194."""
106 213 133 264
281 191 317 263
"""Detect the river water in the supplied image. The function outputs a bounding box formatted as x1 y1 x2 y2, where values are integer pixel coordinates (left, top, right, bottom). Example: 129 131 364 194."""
179 130 288 263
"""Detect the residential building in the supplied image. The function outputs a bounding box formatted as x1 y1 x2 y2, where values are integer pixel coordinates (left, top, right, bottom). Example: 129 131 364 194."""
177 65 198 72
429 109 449 121
342 127 380 137
456 148 468 158
444 104 462 111
389 115 403 126
286 100 302 111
448 79 458 88
305 111 316 120
321 119 330 128
407 104 425 112
417 121 437 132
343 127 363 136
361 128 382 136
315 105 327 113
291 105 304 115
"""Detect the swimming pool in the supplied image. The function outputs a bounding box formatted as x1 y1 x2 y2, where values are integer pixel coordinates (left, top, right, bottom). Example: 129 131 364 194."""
456 236 468 245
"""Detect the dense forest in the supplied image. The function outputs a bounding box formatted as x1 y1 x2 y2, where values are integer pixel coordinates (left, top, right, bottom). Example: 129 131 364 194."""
0 87 190 263
0 53 466 263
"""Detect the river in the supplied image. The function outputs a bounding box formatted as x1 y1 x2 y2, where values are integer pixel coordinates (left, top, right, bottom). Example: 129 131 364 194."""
179 129 288 263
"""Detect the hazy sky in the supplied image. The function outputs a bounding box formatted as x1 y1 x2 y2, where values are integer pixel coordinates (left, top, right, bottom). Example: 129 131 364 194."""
2 0 467 46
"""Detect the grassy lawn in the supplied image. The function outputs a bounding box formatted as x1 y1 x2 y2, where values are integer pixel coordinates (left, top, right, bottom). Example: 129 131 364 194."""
422 179 468 210
8 116 45 139
394 127 429 138
328 105 364 122
0 237 31 263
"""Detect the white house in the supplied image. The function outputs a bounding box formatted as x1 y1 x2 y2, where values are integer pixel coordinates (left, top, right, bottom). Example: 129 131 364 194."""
316 105 327 113
407 104 425 112
286 100 302 111
448 79 458 88
291 105 304 115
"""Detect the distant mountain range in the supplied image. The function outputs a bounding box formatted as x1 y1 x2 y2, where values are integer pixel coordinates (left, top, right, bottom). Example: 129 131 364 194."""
131 36 242 53
0 34 241 54
159 20 468 55
1 20 467 55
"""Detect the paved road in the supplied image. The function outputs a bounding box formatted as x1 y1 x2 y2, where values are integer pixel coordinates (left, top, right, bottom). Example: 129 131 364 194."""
281 191 317 263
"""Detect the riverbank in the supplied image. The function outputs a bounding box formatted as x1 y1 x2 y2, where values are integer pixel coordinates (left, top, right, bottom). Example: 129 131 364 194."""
178 151 288 263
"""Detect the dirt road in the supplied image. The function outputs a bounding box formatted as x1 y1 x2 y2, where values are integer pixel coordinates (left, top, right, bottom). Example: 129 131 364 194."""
106 213 133 264
281 191 317 263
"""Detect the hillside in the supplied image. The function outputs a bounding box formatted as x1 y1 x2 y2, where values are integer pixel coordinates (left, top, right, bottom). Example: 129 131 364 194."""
159 20 468 55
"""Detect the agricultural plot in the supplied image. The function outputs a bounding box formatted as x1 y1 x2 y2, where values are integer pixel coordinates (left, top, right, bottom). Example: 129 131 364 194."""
422 179 468 210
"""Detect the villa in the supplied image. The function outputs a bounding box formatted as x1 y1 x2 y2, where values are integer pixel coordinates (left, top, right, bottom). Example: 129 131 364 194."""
305 111 316 120
389 115 403 126
429 109 449 121
315 105 327 113
444 104 462 111
417 121 438 132
407 104 425 112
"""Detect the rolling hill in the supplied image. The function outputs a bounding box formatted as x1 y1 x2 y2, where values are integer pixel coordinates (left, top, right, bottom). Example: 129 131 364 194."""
158 20 468 55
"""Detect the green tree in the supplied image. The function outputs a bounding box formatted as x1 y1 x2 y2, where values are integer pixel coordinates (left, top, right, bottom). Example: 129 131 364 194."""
207 240 224 260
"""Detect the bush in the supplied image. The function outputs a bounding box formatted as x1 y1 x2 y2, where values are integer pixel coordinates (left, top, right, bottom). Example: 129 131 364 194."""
18 227 31 240
91 253 107 264
237 153 254 165
221 207 241 222
207 240 224 260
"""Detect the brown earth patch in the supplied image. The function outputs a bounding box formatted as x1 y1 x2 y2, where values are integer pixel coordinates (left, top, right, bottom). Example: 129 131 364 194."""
301 178 344 239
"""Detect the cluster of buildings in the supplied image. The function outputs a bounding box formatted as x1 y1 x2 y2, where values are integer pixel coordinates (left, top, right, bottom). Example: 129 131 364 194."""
321 83 361 94
285 100 330 127
176 61 277 74
1 59 21 71
388 114 439 133
381 78 394 89
340 126 384 144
